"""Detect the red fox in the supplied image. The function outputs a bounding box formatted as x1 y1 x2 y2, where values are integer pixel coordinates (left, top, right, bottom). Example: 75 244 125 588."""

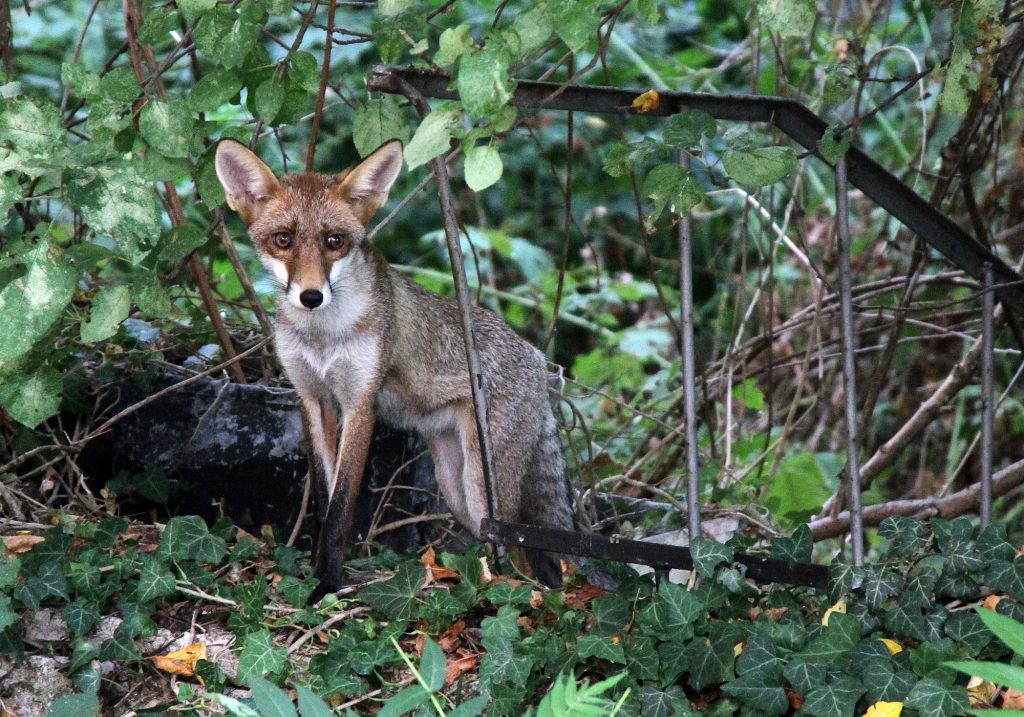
214 139 575 593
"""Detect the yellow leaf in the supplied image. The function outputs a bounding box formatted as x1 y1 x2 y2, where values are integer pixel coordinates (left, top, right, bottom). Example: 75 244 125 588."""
3 534 46 555
822 600 847 626
862 701 903 717
966 676 998 706
150 642 207 677
631 89 660 113
879 638 903 655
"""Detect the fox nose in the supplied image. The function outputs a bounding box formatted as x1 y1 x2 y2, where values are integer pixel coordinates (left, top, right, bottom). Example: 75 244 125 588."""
299 289 323 309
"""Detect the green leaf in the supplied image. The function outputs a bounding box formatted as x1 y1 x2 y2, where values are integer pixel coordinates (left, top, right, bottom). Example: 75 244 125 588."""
691 537 734 577
784 658 826 695
140 99 193 158
664 110 717 148
771 525 813 562
576 633 627 664
421 637 446 692
731 378 764 410
81 285 131 343
436 24 473 68
190 71 243 113
0 555 21 590
641 162 705 228
378 685 430 717
722 671 788 715
237 629 288 683
905 678 970 717
457 48 516 118
249 675 298 717
944 611 993 656
67 166 162 263
464 145 503 191
177 0 217 22
802 675 865 717
404 104 461 170
685 635 736 690
975 605 1024 655
547 0 599 52
295 684 334 717
764 451 833 523
940 44 972 114
378 0 413 17
358 561 425 621
947 660 1024 690
722 145 798 187
98 67 139 103
134 555 177 602
0 364 62 427
254 80 285 123
286 51 321 94
757 0 816 36
637 683 687 717
219 3 265 68
161 516 227 563
61 63 100 99
138 6 182 43
353 95 410 158
603 137 662 177
878 516 931 558
0 240 76 367
511 5 552 56
658 581 702 638
447 695 489 717
0 98 65 156
47 692 99 717
985 559 1024 601
819 125 851 163
134 277 172 319
863 567 904 610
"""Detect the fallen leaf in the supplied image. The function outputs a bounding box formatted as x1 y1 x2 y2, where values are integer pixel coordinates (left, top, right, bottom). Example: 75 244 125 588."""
565 583 604 610
967 676 998 707
632 89 660 113
3 535 45 555
787 687 805 710
151 642 207 677
879 638 903 655
438 620 466 652
421 546 459 583
1002 687 1024 709
479 557 493 583
983 594 1005 611
822 600 847 626
862 701 902 717
445 650 479 686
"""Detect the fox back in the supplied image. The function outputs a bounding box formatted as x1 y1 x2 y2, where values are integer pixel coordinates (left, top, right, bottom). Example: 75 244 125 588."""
215 139 575 591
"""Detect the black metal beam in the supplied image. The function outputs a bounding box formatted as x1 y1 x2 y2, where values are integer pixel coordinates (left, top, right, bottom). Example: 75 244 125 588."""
482 519 830 589
367 65 1024 317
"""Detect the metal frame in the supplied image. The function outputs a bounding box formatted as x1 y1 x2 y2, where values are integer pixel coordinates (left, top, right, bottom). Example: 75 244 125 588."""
367 65 1007 587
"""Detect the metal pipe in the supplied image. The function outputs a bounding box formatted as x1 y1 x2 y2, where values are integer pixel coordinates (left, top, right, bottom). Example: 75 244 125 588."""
677 155 702 539
981 262 994 526
836 156 865 565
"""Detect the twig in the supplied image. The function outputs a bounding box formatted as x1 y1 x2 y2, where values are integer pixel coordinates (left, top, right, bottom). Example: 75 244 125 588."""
306 0 337 171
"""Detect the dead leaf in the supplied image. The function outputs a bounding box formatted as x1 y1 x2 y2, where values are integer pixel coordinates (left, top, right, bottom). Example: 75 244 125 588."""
565 583 604 610
150 642 207 678
862 701 903 717
822 600 847 626
879 638 903 655
445 649 479 686
1002 687 1024 709
438 620 466 652
835 38 849 62
3 535 45 556
984 594 1005 611
967 676 998 707
632 89 660 113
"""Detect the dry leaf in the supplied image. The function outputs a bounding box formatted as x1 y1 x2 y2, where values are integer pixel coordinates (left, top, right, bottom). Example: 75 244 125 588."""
966 676 998 706
438 620 465 652
879 638 903 655
822 600 847 626
150 642 207 677
479 557 493 583
1002 688 1024 709
445 650 479 686
862 701 903 717
984 594 1005 611
3 535 45 556
632 89 660 113
835 38 849 62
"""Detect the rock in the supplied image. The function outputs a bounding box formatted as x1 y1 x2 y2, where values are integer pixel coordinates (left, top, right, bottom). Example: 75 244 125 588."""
0 655 74 717
20 608 68 644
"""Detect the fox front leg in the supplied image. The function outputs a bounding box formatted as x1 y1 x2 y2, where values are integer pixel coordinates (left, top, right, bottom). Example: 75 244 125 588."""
314 398 376 594
299 396 339 540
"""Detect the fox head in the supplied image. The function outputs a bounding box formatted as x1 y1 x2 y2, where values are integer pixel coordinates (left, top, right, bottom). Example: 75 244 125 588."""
214 139 403 312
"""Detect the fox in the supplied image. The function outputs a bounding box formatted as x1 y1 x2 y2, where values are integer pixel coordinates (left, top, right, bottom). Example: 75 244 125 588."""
214 139 576 593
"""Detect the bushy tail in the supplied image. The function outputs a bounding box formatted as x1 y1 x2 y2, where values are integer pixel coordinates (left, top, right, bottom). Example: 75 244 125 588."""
520 408 576 588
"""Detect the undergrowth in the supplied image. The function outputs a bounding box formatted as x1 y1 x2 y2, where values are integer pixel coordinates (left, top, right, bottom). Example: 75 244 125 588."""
3 514 1023 716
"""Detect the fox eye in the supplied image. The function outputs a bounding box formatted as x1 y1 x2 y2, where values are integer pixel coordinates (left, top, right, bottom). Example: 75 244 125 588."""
325 234 345 250
273 232 293 249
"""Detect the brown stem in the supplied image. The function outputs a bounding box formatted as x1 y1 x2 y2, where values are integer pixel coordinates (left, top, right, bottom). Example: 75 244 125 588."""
0 0 11 77
306 0 337 171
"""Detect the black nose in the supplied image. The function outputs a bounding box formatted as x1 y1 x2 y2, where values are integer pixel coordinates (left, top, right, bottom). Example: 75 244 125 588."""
299 289 323 309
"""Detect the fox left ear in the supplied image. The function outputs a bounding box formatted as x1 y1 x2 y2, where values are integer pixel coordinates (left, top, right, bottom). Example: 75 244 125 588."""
337 141 404 225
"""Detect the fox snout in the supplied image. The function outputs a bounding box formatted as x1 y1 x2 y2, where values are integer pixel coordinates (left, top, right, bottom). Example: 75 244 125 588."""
299 289 324 309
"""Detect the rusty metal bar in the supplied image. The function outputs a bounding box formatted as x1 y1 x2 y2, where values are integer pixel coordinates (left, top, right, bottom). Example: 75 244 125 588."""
482 519 829 589
836 156 865 565
366 65 1024 319
981 263 994 526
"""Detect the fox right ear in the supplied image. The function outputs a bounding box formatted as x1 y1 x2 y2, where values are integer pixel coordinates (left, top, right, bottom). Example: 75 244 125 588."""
214 140 282 224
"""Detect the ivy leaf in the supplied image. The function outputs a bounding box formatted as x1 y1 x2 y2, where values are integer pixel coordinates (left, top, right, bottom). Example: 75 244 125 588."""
784 657 826 695
134 555 177 603
641 163 705 229
358 562 425 621
736 634 784 678
140 99 193 158
663 110 717 148
658 582 703 639
943 610 993 656
905 678 969 717
977 523 1016 562
237 629 287 683
879 516 931 558
684 635 736 690
81 285 131 343
404 104 461 170
764 451 833 524
248 675 298 717
861 657 917 703
691 537 734 577
863 567 904 610
464 145 503 191
975 605 1024 655
721 670 789 715
378 685 430 717
757 0 816 37
576 634 627 664
47 692 99 717
353 95 410 158
0 364 62 427
189 71 242 113
636 684 687 717
251 80 283 124
771 524 813 562
161 516 227 564
802 675 866 717
722 145 798 187
457 48 516 118
985 559 1024 601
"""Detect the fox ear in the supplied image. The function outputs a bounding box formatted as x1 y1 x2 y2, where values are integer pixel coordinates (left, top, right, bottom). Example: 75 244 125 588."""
337 140 404 225
215 140 282 224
